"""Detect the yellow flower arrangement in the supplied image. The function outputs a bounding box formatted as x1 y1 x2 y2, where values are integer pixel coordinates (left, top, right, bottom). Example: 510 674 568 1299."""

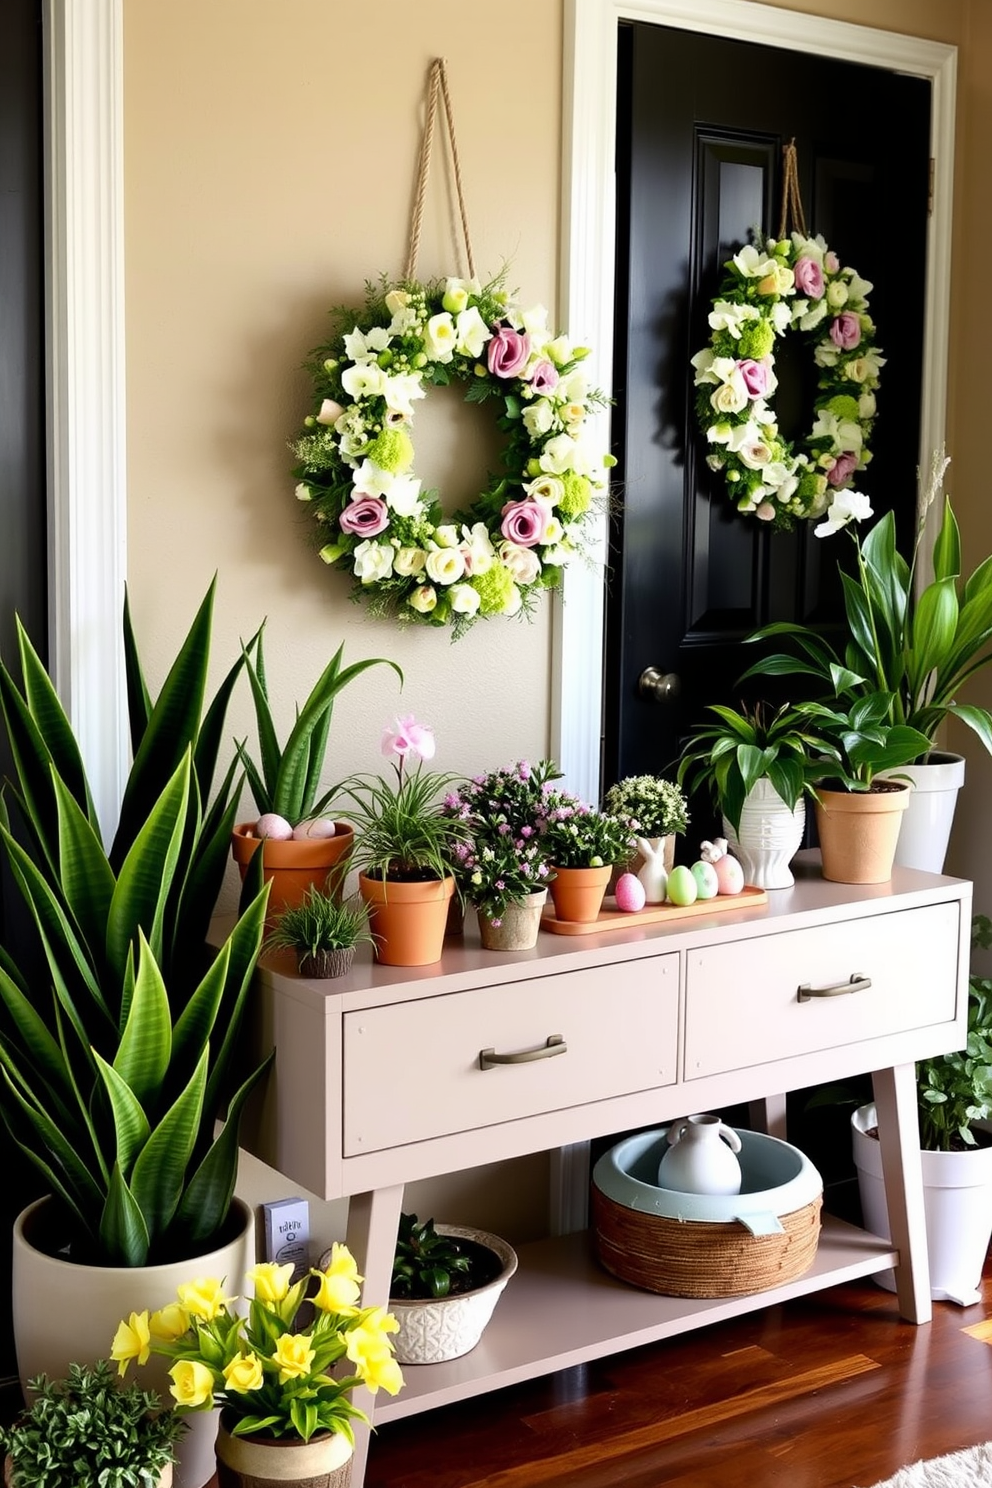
111 1246 402 1444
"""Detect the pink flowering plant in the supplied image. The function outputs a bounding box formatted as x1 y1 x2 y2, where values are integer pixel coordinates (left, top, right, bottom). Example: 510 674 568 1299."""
290 273 613 634
339 716 469 881
111 1249 402 1445
539 789 636 870
444 759 563 922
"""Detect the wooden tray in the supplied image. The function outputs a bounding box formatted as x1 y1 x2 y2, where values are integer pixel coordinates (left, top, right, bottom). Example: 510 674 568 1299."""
541 885 768 935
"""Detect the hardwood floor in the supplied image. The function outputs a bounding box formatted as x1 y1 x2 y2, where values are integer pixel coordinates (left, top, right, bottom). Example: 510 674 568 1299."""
364 1257 992 1488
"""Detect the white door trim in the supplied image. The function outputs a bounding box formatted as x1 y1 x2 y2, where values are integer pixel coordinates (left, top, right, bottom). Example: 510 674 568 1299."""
43 0 128 840
555 0 957 803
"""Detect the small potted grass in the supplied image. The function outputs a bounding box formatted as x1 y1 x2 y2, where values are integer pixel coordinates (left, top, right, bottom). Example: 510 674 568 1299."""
266 886 374 978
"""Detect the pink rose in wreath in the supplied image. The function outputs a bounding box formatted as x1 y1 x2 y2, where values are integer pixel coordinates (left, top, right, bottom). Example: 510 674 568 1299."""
738 359 770 398
793 257 825 300
501 499 551 548
527 359 559 394
488 326 532 379
339 496 390 536
827 451 859 488
830 312 862 351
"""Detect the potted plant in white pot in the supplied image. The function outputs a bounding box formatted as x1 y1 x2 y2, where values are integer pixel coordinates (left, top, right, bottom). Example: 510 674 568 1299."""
384 1214 517 1366
602 775 689 902
0 583 272 1488
741 457 992 871
231 630 401 921
852 914 992 1306
0 1360 186 1488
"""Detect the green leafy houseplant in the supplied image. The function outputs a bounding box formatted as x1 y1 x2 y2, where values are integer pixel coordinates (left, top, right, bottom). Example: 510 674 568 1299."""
0 583 271 1266
0 1360 185 1488
390 1214 499 1300
791 694 933 792
741 453 992 759
236 631 402 828
917 914 992 1151
538 791 635 869
676 701 836 833
265 889 374 977
602 775 689 838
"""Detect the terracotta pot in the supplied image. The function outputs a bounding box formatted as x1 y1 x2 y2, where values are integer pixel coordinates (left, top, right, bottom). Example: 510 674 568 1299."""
230 824 354 925
298 946 355 979
814 783 910 884
215 1415 353 1488
477 889 548 951
358 873 454 966
548 864 612 922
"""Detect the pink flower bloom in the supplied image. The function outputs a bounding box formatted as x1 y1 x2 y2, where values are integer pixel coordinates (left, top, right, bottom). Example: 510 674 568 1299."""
755 503 776 521
488 326 532 379
827 451 859 487
500 499 551 548
339 496 389 536
527 359 559 394
829 312 862 351
793 257 824 300
825 251 841 273
381 715 436 763
738 359 770 397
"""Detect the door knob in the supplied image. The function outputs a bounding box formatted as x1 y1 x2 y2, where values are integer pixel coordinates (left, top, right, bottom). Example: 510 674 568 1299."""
638 667 681 703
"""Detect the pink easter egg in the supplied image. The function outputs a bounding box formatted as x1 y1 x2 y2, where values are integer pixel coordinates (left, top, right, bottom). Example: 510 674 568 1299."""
291 817 338 841
615 872 646 913
255 812 294 841
714 853 745 895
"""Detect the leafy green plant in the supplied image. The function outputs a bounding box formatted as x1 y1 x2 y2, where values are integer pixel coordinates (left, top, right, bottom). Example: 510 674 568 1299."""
266 889 373 958
918 914 992 1151
791 693 932 792
236 630 402 826
676 701 836 833
602 775 689 837
0 1360 185 1488
390 1215 475 1300
0 585 272 1266
538 790 635 869
741 452 992 758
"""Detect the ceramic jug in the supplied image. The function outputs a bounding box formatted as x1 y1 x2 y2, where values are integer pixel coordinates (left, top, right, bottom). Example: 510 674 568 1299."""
658 1113 743 1195
635 836 669 904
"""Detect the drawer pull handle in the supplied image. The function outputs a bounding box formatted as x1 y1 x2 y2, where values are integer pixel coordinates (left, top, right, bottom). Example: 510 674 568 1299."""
797 973 872 1002
479 1034 566 1070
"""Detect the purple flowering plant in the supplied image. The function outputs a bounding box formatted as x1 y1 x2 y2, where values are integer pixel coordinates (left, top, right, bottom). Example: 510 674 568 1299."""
444 760 561 923
539 788 636 870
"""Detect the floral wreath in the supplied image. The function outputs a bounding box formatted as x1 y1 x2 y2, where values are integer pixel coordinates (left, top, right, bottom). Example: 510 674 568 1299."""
291 275 613 633
690 232 884 532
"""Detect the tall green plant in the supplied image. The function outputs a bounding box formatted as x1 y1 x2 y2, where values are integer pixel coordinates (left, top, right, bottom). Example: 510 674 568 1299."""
0 587 272 1266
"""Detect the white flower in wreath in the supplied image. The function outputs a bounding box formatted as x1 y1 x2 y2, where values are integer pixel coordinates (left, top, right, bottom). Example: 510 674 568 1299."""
341 362 388 400
859 391 877 419
338 429 370 461
394 546 427 577
542 516 565 546
523 400 554 439
814 342 842 369
792 234 826 266
408 584 438 613
523 475 563 505
383 474 424 518
454 306 492 359
502 582 524 615
353 540 394 583
449 582 481 617
706 421 733 446
460 523 496 575
425 547 466 586
732 244 778 279
769 301 793 334
556 369 589 405
343 325 391 362
826 280 849 310
316 399 345 426
433 524 460 548
797 299 830 333
812 410 863 454
383 372 426 418
708 300 759 339
847 348 885 384
385 288 411 316
813 488 874 538
500 541 542 585
710 371 749 417
425 312 457 363
539 433 582 476
845 269 874 303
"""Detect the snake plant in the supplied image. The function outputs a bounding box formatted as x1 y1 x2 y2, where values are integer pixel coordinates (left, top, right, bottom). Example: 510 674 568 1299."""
0 581 272 1266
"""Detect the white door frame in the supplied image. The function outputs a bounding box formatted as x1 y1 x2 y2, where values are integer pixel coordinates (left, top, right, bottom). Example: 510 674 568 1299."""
554 0 957 805
43 0 128 840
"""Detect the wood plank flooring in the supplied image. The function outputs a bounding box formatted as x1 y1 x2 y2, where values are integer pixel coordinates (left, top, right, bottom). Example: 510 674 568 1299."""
363 1256 992 1488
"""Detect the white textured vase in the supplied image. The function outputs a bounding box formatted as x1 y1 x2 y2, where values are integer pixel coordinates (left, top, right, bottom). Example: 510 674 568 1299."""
723 779 805 889
389 1226 517 1364
879 752 964 874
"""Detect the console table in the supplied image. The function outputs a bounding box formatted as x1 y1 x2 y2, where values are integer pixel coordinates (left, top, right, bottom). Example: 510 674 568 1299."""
241 858 971 1486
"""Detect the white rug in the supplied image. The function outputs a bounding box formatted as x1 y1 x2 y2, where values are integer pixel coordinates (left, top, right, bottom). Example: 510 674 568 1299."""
866 1443 992 1487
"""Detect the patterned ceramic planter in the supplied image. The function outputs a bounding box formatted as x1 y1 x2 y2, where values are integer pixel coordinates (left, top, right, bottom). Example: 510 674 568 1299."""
388 1226 517 1364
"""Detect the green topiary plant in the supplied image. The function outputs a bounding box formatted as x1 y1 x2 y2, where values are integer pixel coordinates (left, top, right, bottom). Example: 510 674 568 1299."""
0 1360 185 1488
391 1214 482 1300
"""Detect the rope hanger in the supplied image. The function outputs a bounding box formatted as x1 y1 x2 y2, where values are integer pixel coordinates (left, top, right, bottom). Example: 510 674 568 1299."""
777 138 808 240
405 57 476 284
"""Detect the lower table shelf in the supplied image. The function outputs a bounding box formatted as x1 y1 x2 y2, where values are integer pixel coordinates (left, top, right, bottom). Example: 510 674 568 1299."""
374 1216 899 1424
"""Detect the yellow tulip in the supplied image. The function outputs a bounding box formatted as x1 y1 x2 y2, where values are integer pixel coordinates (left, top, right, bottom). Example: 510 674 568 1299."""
246 1261 295 1305
222 1352 264 1393
149 1303 190 1341
169 1359 215 1408
272 1334 315 1382
311 1243 363 1312
176 1277 235 1322
110 1311 151 1376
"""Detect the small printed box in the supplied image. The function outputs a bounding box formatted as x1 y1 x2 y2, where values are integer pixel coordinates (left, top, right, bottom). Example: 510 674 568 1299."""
262 1197 311 1282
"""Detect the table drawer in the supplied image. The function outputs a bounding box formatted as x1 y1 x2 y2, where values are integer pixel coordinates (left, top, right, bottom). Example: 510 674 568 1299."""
684 902 960 1079
343 954 678 1154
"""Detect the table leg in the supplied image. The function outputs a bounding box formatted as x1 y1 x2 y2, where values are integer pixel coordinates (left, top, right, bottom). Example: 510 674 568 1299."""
748 1094 788 1140
345 1184 405 1488
872 1063 931 1324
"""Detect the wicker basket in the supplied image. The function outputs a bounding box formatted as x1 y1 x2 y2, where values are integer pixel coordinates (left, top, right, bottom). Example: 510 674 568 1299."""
592 1126 822 1298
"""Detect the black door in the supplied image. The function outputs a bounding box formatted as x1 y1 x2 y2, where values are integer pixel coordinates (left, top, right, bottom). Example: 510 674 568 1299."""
605 22 931 828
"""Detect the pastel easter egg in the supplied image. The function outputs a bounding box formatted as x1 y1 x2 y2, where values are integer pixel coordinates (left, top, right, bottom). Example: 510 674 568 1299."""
615 872 647 913
666 864 698 906
691 860 720 899
292 817 338 841
255 813 294 840
714 854 745 895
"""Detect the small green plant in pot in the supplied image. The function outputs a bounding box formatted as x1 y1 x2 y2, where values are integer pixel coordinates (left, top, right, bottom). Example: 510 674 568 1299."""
266 887 374 979
539 790 636 922
0 1359 186 1488
387 1214 517 1366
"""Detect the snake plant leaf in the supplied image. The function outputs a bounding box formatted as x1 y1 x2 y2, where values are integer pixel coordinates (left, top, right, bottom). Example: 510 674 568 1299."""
173 1050 273 1246
193 627 257 807
128 1046 209 1242
0 964 78 1118
51 771 116 971
11 618 99 837
170 777 241 978
105 754 191 985
169 940 229 1088
0 1058 105 1215
122 587 153 757
113 930 172 1107
241 632 283 812
111 581 216 872
202 884 268 1118
2 1118 96 1242
100 1162 152 1267
91 1050 151 1177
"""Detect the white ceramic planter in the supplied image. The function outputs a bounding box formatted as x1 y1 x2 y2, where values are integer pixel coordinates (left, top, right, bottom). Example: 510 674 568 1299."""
388 1225 517 1364
722 778 805 889
12 1198 254 1488
879 752 965 874
852 1103 992 1305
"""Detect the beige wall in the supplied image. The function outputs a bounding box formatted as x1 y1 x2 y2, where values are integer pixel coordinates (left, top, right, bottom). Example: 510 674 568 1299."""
122 0 985 1253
